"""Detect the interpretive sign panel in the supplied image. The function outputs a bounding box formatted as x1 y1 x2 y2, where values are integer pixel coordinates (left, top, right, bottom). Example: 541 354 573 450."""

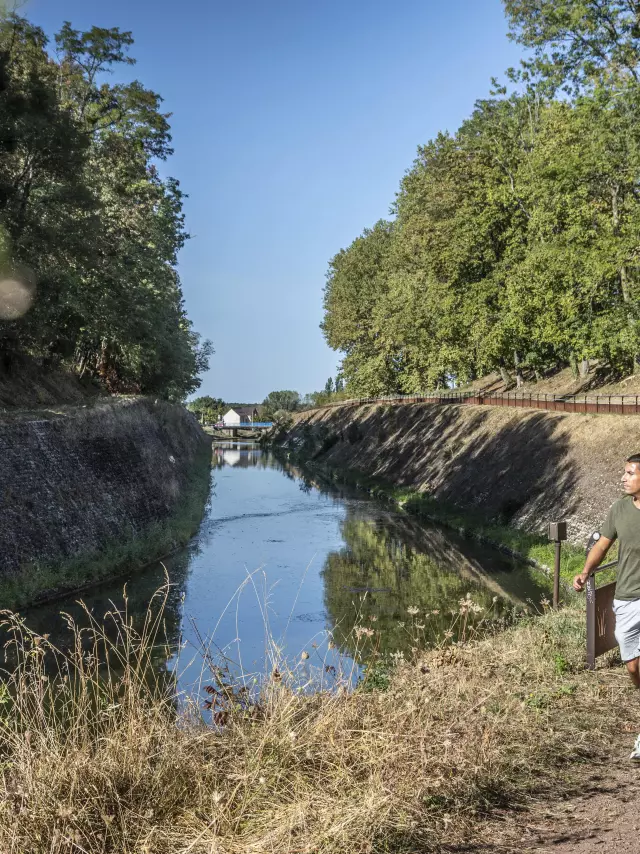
586 575 617 669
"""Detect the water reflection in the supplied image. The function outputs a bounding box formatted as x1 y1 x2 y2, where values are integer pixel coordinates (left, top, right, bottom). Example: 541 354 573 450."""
17 445 550 691
16 553 193 685
322 512 548 660
212 442 264 469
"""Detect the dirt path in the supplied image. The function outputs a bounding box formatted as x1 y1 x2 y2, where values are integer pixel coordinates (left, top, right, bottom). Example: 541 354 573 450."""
447 726 640 854
515 744 640 853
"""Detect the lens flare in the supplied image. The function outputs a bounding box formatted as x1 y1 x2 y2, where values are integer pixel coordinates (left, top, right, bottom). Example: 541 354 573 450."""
0 277 35 320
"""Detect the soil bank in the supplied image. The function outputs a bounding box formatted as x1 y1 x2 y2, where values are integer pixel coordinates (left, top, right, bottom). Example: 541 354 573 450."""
284 401 640 548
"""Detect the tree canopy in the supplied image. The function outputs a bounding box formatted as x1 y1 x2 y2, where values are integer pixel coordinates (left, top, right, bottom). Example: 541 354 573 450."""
322 1 640 393
0 13 211 400
262 390 301 420
187 396 225 423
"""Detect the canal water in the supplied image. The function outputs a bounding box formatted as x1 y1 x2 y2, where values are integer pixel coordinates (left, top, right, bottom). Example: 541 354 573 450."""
20 442 550 693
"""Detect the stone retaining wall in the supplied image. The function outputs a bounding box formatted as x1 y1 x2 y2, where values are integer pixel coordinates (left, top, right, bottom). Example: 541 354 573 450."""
0 398 209 573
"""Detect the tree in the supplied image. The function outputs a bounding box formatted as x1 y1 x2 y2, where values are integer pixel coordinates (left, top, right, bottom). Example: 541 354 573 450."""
187 395 224 424
503 0 640 94
262 390 300 420
0 13 211 399
320 0 640 386
324 377 333 395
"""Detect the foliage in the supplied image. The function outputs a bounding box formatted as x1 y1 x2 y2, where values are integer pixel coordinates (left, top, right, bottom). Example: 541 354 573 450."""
0 13 211 400
187 395 225 423
271 408 294 430
504 0 640 95
321 1 640 393
262 389 300 420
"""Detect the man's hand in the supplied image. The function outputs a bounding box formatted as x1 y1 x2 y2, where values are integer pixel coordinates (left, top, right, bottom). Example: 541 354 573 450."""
573 571 589 592
573 534 614 593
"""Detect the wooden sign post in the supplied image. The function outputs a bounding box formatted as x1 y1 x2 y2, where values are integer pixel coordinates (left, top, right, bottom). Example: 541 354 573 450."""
548 521 567 608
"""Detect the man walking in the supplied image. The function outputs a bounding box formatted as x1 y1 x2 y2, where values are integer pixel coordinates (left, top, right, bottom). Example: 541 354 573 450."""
574 454 640 761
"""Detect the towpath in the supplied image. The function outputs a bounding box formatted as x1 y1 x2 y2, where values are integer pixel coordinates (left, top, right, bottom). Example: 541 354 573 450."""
456 739 640 853
518 747 640 853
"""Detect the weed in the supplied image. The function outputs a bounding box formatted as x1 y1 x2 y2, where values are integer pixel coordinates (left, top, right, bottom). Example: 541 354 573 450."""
0 584 629 853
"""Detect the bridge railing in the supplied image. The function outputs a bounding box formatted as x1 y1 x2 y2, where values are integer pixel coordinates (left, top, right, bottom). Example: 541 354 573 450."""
300 392 640 417
213 422 273 428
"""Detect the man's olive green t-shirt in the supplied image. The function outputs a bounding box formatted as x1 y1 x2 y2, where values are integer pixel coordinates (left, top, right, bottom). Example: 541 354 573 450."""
601 497 640 600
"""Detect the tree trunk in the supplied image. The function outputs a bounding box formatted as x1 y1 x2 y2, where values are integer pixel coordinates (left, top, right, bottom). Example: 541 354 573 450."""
569 352 579 379
514 351 524 388
579 358 590 379
499 366 513 389
612 186 638 371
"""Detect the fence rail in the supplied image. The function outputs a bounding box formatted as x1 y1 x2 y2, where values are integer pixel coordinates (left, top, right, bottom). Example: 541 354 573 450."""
305 391 640 416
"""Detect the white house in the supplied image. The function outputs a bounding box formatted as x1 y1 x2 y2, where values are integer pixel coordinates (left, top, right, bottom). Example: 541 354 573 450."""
222 406 259 425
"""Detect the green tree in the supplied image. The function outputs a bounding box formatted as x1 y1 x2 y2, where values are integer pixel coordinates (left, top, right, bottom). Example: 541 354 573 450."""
321 1 640 387
0 13 211 399
504 0 640 94
187 396 224 424
262 390 300 420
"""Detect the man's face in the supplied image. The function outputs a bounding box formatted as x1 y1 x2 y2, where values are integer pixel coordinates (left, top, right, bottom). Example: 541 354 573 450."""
622 462 640 496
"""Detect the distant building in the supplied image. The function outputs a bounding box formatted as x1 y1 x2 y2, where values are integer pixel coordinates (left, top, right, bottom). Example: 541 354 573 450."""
222 406 259 425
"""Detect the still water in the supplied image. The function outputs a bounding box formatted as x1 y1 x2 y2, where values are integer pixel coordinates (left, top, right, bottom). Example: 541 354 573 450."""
21 443 550 691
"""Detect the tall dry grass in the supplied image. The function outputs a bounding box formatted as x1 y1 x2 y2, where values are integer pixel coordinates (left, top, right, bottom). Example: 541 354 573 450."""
0 582 631 854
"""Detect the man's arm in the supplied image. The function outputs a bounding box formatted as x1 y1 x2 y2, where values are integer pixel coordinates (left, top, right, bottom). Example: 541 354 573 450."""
573 535 614 591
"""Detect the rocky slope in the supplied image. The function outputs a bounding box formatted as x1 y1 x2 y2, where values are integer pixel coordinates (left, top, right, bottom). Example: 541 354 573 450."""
0 397 209 577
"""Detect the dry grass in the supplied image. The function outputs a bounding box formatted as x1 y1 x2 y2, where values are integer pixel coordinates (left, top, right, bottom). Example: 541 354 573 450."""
0 583 630 854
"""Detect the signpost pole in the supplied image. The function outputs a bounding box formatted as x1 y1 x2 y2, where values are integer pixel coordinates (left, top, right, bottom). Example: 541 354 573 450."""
548 521 567 608
554 540 561 609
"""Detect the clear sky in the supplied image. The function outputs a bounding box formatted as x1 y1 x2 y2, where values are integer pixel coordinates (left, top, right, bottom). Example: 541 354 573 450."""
26 0 523 403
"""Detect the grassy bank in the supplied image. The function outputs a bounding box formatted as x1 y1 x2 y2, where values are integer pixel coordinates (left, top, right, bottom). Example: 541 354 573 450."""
0 583 629 853
279 448 592 589
0 442 212 610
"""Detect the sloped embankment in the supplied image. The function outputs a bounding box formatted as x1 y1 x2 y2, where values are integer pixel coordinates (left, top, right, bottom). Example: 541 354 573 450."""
0 398 210 602
286 402 640 544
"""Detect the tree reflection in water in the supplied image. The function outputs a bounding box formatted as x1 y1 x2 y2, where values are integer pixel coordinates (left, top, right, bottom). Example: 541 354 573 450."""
321 509 551 662
12 449 553 690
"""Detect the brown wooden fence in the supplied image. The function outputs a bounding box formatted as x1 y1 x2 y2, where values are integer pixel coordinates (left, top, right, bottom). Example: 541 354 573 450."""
309 391 640 416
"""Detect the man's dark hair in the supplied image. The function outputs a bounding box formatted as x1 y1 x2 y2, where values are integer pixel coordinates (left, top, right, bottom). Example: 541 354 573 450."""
627 454 640 465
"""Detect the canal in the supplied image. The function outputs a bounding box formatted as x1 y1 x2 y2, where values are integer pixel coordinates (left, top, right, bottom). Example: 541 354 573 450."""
20 442 550 693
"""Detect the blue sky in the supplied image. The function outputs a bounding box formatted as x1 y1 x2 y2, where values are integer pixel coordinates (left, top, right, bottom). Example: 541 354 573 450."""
27 0 523 403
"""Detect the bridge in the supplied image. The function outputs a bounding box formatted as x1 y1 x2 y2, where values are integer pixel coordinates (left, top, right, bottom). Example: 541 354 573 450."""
208 422 273 437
